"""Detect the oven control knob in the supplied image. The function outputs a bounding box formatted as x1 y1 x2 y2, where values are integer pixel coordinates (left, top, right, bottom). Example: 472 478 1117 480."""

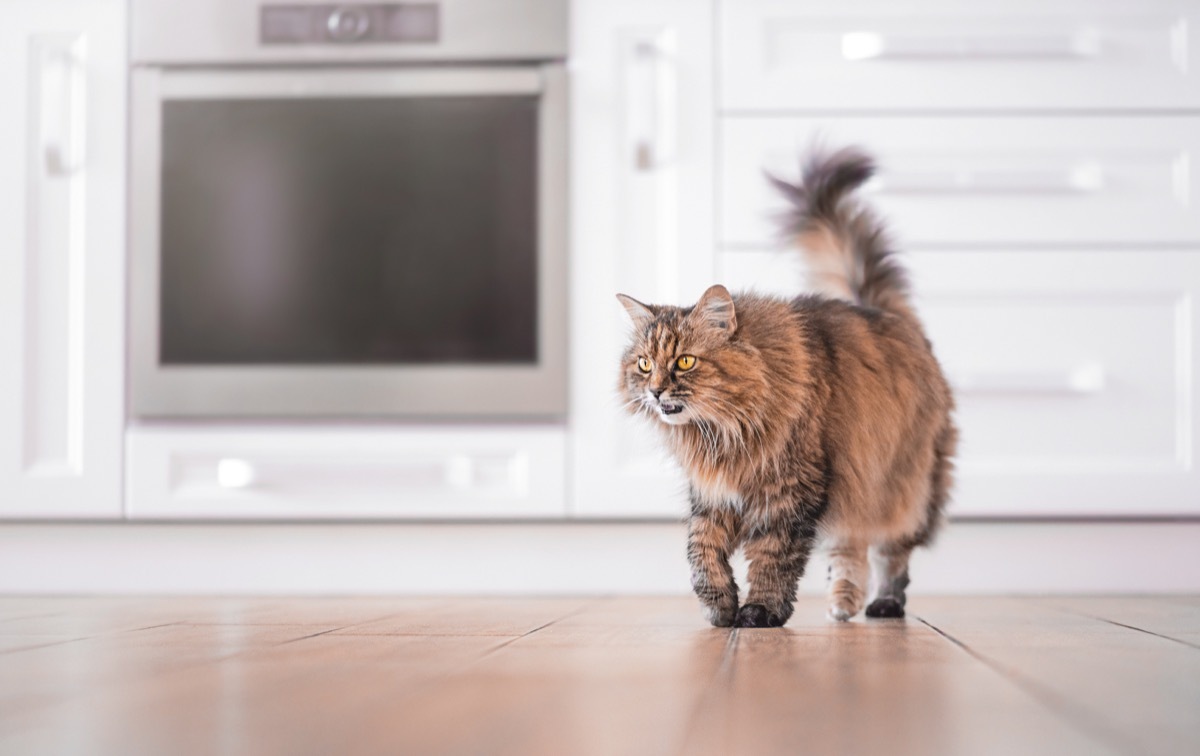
327 7 370 42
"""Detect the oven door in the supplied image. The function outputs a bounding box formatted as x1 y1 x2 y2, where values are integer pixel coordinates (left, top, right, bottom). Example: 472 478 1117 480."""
130 65 566 418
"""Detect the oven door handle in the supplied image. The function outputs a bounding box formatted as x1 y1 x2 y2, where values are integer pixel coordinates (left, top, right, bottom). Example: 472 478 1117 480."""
156 67 544 100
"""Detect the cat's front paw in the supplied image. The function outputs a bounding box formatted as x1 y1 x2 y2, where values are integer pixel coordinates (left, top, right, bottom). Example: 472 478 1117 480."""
865 597 906 619
703 598 739 627
734 603 786 628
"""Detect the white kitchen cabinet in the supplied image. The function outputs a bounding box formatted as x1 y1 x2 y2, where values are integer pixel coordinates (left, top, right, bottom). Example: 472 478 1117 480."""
0 0 125 518
571 0 1200 520
569 0 716 517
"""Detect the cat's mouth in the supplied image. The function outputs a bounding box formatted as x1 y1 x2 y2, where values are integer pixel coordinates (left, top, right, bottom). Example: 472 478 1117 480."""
658 402 684 416
643 391 689 424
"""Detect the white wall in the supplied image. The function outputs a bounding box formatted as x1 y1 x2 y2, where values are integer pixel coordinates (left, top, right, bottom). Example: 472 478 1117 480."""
1 521 1197 595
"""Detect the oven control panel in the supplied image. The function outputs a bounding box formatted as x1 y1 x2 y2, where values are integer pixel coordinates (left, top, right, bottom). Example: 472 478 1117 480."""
262 4 439 44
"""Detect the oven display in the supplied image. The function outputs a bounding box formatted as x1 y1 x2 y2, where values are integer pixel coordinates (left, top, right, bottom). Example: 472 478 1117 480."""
261 4 440 45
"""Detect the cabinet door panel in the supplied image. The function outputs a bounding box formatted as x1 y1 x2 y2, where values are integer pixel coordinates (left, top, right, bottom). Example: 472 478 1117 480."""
721 116 1200 247
127 426 567 519
0 0 125 517
720 0 1200 112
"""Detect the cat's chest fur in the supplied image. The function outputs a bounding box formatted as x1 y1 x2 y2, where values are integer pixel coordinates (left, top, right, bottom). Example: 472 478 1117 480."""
668 420 823 518
685 459 743 508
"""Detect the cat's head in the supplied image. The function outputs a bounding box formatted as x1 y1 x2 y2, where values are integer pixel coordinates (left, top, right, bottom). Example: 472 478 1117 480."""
616 285 748 427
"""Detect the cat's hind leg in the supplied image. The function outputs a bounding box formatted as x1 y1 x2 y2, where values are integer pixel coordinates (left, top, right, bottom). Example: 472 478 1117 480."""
865 540 912 618
826 539 868 621
866 423 954 619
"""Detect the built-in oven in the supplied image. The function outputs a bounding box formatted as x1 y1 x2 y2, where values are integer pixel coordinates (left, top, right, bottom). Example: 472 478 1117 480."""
129 0 567 418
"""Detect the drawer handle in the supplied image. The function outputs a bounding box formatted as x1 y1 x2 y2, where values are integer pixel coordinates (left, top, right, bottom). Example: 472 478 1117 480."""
951 363 1105 396
867 163 1104 195
842 30 1102 61
216 458 257 489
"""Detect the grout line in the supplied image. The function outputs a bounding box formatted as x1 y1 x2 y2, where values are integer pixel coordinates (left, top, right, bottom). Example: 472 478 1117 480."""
1023 598 1200 651
0 637 89 656
1084 616 1200 651
309 631 560 638
913 615 1140 756
126 622 181 633
476 622 553 658
675 628 740 756
0 612 62 624
0 620 183 655
179 622 385 627
270 600 606 753
276 625 356 646
276 602 457 637
472 600 596 660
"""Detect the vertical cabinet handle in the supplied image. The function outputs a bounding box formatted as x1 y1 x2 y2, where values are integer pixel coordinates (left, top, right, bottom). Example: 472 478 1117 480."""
37 39 86 177
624 30 677 172
21 34 88 479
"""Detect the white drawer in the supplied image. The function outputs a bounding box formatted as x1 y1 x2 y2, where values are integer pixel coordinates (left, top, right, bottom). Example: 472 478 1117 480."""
127 425 566 519
721 116 1200 247
720 0 1200 111
717 249 1200 517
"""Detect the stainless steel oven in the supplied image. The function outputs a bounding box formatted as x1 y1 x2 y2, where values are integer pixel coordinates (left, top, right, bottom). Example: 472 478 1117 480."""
129 0 567 418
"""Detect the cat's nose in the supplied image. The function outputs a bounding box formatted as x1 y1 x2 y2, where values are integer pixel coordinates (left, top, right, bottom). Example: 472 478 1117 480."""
650 387 666 399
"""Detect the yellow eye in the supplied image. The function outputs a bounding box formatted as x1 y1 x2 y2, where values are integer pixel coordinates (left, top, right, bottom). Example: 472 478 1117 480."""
637 357 652 373
676 355 696 371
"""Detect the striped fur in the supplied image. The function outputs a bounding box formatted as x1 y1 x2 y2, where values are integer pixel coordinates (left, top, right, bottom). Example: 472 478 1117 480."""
768 147 915 320
618 147 957 626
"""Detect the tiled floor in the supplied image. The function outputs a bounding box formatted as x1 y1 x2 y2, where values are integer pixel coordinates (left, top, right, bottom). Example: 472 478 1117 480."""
1 596 1197 755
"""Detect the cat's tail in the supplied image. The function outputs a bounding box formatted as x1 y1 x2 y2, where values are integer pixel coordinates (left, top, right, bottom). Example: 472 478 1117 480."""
769 147 914 319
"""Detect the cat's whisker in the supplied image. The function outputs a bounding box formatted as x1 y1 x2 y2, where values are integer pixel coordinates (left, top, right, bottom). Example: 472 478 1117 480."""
617 395 641 408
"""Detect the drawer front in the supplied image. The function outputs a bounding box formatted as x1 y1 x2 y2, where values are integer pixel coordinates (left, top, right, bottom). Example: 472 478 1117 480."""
717 249 1200 517
720 0 1200 111
127 426 567 519
721 117 1200 247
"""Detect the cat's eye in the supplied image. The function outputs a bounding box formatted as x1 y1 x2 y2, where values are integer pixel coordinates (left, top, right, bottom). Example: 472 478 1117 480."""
637 357 652 373
676 355 697 371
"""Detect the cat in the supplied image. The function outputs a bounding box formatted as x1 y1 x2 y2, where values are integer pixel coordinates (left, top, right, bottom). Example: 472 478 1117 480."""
616 147 956 627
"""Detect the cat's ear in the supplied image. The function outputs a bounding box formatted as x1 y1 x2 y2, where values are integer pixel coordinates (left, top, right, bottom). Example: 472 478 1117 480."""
616 293 656 330
692 285 737 336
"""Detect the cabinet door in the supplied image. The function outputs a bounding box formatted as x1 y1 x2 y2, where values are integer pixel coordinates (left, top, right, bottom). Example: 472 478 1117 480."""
0 0 125 518
569 0 715 517
719 249 1200 518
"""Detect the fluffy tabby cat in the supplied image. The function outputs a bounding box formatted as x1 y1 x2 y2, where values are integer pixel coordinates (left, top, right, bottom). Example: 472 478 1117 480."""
617 147 956 627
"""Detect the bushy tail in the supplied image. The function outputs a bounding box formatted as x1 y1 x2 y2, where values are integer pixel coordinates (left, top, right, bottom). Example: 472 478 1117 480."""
769 147 914 319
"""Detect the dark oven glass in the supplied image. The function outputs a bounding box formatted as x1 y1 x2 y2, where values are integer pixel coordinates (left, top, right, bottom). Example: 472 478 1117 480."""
159 95 538 365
